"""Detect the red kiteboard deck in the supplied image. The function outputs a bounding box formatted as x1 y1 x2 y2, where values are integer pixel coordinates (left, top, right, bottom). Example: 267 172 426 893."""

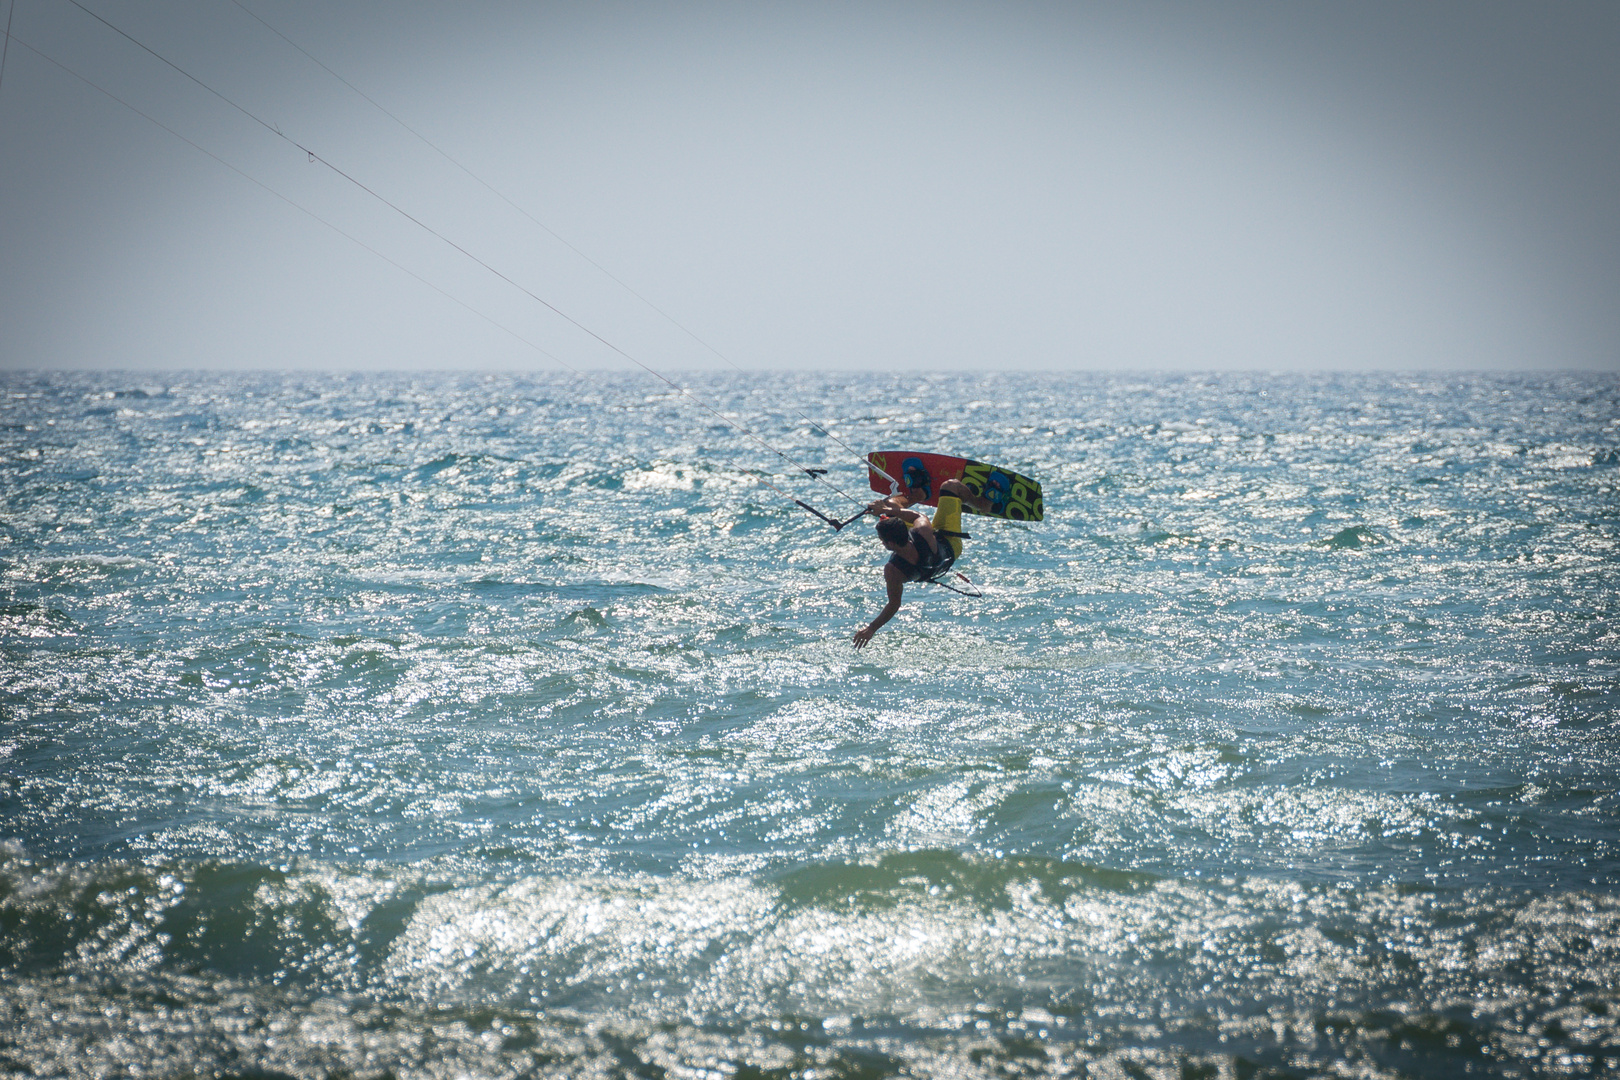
867 451 1044 522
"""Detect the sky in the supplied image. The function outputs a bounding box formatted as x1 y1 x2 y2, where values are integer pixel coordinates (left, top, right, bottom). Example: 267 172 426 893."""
0 0 1616 373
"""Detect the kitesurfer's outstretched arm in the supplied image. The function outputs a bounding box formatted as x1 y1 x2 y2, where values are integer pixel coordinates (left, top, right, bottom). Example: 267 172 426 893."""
853 562 906 649
866 498 937 547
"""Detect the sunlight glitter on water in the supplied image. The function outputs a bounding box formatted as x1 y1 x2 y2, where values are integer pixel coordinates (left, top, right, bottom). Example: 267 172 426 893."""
2 370 1617 1076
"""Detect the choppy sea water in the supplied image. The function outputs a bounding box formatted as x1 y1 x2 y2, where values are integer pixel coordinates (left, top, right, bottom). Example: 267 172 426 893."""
1 369 1616 1079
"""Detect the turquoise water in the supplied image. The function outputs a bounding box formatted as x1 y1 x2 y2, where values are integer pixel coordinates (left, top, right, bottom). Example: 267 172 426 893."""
2 370 1616 1077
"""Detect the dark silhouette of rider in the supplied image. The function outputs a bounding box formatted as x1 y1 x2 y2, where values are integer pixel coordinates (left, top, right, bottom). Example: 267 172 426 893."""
853 478 993 648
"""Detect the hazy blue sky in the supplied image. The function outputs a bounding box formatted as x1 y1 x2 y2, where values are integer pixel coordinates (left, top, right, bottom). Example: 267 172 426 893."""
1 1 1616 372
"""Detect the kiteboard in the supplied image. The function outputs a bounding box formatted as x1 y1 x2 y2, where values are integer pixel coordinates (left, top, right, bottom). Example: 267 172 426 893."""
866 451 1044 521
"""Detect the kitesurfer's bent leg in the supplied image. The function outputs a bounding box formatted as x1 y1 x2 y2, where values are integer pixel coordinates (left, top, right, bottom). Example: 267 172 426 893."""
930 479 991 560
939 479 993 516
932 496 965 559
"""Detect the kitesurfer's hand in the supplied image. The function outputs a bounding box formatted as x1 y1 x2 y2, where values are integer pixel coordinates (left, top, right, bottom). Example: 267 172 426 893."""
852 626 877 649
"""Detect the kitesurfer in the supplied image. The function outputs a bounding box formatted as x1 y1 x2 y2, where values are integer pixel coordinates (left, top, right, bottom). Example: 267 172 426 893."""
852 479 993 648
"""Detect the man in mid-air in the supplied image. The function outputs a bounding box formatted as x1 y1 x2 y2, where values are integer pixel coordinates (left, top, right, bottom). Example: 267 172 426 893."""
852 478 993 649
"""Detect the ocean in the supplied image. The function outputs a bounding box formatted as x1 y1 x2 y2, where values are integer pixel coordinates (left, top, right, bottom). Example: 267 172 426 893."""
1 369 1616 1078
